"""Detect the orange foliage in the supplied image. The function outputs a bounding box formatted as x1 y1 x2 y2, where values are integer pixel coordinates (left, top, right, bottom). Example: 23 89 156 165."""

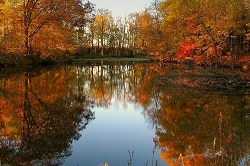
160 150 206 166
139 94 149 106
184 14 198 33
138 14 151 39
177 42 196 58
0 98 23 140
0 68 76 140
236 56 250 65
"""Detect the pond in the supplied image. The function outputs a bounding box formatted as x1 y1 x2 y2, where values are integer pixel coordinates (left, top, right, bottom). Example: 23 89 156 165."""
0 62 249 166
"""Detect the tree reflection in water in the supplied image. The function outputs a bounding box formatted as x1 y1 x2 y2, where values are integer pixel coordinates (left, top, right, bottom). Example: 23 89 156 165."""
71 62 250 166
0 63 249 166
0 67 95 165
136 63 250 166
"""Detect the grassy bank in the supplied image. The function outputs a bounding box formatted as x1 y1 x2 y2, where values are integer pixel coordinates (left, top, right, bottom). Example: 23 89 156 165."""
71 56 152 63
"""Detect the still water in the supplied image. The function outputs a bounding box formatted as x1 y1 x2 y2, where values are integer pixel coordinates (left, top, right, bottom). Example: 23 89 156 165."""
0 62 249 166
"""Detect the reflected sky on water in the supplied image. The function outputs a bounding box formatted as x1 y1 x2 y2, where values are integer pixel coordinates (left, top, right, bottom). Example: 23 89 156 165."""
64 100 164 166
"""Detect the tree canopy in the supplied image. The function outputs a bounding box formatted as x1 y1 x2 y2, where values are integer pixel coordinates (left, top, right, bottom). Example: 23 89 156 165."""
0 0 95 56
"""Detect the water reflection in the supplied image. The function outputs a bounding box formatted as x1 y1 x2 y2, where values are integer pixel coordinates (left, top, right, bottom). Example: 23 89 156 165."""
151 87 250 165
0 63 249 166
135 64 250 166
0 67 95 165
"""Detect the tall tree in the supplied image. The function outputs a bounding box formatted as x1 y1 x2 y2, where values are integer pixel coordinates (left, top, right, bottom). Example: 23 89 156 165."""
0 0 94 56
91 8 113 55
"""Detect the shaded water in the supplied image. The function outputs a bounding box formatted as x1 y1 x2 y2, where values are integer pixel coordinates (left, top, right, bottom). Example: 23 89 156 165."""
0 62 249 166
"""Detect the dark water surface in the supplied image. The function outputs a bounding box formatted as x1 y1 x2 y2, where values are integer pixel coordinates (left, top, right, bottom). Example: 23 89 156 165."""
0 62 249 166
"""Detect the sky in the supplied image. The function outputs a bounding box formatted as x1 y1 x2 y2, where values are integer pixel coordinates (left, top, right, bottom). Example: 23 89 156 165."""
89 0 152 17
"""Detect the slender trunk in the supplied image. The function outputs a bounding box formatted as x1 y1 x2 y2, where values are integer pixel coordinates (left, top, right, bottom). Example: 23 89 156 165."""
22 0 47 56
101 34 104 56
97 37 100 48
23 0 31 56
91 33 94 48
101 45 103 55
22 76 32 149
24 26 30 56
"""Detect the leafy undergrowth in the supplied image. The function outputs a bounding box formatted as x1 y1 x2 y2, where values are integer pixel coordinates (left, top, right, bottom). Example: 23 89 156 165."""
0 52 73 66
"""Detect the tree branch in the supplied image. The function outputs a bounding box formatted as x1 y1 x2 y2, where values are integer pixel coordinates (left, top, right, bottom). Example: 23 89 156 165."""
29 20 48 38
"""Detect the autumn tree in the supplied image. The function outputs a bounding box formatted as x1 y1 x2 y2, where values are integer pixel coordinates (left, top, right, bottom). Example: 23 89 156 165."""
91 8 113 55
126 13 140 52
0 0 21 52
158 0 250 63
108 16 132 56
0 0 94 56
74 1 95 48
142 0 168 58
110 16 125 55
122 1 169 58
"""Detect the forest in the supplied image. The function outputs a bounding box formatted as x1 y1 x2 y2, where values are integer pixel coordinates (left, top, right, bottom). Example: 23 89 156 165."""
0 0 250 68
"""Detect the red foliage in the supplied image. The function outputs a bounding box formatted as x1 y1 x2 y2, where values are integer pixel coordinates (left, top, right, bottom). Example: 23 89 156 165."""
177 42 196 58
236 56 250 65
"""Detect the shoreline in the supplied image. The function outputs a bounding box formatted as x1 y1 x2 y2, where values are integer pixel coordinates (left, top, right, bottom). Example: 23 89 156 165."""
0 53 249 71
